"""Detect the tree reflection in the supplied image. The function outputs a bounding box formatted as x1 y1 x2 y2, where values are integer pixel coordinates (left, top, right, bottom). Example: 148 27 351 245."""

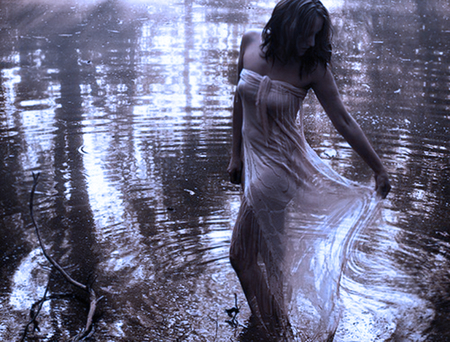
1 0 242 339
0 0 449 340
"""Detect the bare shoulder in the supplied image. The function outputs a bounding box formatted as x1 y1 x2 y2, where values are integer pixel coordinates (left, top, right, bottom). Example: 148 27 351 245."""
236 30 263 82
310 63 332 85
241 30 262 48
309 63 339 94
310 63 345 113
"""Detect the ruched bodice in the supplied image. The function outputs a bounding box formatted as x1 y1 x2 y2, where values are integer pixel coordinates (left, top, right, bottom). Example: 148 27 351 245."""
238 69 307 148
238 69 317 191
238 68 307 124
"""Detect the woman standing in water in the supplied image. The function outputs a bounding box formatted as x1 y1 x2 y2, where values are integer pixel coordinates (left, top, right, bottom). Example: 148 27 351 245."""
228 0 391 340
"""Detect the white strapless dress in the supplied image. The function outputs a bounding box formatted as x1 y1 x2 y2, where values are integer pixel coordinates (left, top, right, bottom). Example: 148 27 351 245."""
233 68 381 341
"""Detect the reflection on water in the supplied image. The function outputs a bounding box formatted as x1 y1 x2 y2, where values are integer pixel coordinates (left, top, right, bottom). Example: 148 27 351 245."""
0 0 449 340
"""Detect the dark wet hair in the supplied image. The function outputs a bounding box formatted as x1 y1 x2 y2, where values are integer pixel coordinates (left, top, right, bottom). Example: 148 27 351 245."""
261 0 333 75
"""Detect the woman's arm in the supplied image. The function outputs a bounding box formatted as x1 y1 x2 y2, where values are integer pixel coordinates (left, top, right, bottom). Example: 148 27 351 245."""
311 66 391 198
228 91 244 184
227 32 252 184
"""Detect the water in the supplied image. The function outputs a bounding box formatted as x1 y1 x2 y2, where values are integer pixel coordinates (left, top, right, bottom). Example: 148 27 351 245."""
0 0 449 341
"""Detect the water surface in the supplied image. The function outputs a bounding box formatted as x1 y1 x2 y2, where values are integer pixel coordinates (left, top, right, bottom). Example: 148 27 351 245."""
0 0 449 341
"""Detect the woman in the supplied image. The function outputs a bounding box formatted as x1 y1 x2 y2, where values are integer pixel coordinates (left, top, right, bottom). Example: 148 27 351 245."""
228 0 391 340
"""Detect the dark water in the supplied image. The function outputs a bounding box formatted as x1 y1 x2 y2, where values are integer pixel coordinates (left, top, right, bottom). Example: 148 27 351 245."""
0 0 449 341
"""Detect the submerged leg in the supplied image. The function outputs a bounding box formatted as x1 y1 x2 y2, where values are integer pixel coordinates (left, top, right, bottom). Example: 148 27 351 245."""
229 200 287 336
259 208 291 337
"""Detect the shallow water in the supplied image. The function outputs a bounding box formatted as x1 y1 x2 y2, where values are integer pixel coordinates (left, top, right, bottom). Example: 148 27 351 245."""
0 0 449 341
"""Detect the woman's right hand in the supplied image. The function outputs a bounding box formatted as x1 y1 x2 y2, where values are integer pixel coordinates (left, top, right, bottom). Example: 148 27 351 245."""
227 157 243 184
374 171 391 199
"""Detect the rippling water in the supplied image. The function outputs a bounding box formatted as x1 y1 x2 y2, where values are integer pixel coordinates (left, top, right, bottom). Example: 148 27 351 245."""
0 0 449 341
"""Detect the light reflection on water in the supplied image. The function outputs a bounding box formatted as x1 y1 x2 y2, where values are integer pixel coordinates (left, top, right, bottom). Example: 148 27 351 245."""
0 0 449 341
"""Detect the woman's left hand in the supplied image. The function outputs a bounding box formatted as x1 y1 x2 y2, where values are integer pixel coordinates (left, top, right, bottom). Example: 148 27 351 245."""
374 172 391 199
227 157 243 185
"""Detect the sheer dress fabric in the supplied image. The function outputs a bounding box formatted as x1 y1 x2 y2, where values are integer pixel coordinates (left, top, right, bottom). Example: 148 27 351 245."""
232 68 380 340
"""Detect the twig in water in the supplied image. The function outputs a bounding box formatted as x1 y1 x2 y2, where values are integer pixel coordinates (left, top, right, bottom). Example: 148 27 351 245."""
20 286 76 342
20 284 49 342
225 293 240 328
25 172 102 341
208 314 219 341
30 173 87 291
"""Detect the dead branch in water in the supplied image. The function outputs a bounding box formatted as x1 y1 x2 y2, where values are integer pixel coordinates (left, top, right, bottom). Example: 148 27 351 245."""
225 293 240 328
20 286 76 342
22 172 102 341
20 284 49 342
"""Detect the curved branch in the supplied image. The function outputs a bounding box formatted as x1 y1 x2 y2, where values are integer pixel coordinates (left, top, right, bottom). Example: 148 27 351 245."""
30 173 87 290
29 173 101 341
